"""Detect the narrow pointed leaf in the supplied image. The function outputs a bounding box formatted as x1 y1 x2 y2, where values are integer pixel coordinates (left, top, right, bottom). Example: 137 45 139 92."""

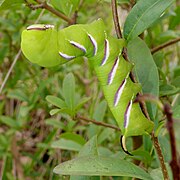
53 156 153 180
78 135 98 157
63 73 75 110
70 136 99 179
0 0 24 11
51 139 82 151
124 0 174 41
46 95 67 108
75 97 91 111
127 37 159 120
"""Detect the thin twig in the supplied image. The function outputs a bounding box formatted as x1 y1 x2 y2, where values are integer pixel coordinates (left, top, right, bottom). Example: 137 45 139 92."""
0 8 45 94
152 133 169 180
111 0 122 39
134 94 163 110
164 104 180 180
0 49 21 94
111 0 150 163
75 114 120 131
151 37 180 54
34 0 74 24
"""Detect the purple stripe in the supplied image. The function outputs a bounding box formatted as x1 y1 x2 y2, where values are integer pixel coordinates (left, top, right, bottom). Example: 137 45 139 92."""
27 27 46 31
59 52 75 60
108 57 119 85
101 39 108 66
27 25 54 31
70 41 86 53
88 34 97 56
114 79 126 106
124 100 131 128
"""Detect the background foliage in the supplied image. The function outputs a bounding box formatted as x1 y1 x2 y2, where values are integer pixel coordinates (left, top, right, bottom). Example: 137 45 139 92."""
0 0 179 179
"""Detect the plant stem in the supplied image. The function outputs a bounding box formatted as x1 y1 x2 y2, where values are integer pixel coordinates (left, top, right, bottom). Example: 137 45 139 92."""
111 0 147 163
111 0 122 39
75 114 120 131
164 104 180 180
0 7 45 94
34 0 74 24
152 133 169 180
134 94 163 111
151 37 180 54
0 49 21 94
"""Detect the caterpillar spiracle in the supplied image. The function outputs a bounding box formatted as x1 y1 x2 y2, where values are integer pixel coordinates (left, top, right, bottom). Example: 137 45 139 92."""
21 19 154 154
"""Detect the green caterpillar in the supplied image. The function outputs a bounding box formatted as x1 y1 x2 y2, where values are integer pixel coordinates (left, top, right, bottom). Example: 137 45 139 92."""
21 19 154 154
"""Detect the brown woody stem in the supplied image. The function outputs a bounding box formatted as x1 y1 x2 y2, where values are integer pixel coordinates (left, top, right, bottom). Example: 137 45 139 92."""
164 104 180 180
75 114 120 131
111 0 122 39
152 133 169 180
31 0 74 24
151 37 180 54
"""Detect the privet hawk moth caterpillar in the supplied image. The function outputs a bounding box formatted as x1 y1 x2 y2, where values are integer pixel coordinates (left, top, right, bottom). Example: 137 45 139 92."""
21 19 154 154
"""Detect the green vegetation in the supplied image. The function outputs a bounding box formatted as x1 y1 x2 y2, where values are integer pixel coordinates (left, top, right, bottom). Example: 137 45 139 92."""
0 0 179 179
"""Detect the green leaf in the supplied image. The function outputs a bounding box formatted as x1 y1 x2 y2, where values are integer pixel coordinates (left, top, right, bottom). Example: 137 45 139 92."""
51 132 85 151
78 135 98 157
46 95 67 109
51 139 83 151
153 52 164 68
30 78 52 104
49 108 72 116
127 37 159 120
70 176 100 180
70 136 99 180
123 0 174 41
156 30 179 44
173 105 180 119
93 100 107 121
49 108 61 115
169 6 180 29
75 97 91 111
154 121 165 137
131 149 152 165
98 147 113 156
173 66 180 78
45 118 66 130
0 0 24 11
172 76 180 88
150 163 173 180
53 155 153 180
87 100 107 138
7 89 29 103
0 116 21 129
51 0 80 16
159 84 180 96
60 132 86 145
62 73 76 114
98 128 114 144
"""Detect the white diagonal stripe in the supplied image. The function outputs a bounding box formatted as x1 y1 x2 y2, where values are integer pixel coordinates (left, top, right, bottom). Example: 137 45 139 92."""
124 100 132 128
114 79 127 106
69 41 87 53
101 39 109 66
59 52 75 60
88 34 97 55
108 57 119 85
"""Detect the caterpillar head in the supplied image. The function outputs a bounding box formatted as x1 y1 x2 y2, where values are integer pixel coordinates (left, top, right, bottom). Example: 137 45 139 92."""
21 24 66 67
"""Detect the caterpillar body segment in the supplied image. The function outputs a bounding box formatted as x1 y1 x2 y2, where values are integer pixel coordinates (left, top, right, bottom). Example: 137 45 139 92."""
21 19 154 154
22 25 63 67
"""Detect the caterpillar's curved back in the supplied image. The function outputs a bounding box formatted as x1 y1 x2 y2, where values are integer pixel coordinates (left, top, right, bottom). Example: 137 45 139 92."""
21 19 154 154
